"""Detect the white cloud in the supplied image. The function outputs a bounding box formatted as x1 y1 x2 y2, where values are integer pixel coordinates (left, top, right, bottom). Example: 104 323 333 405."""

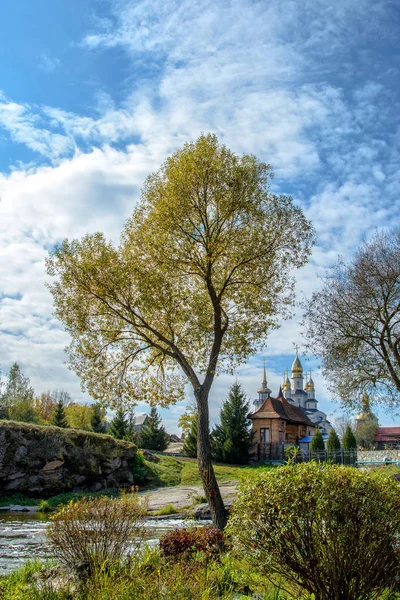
0 0 399 426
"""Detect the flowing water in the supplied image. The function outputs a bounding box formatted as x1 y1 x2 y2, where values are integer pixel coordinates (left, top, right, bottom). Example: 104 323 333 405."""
0 512 205 575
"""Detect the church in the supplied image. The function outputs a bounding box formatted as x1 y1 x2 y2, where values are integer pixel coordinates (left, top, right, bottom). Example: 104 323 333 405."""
249 352 332 458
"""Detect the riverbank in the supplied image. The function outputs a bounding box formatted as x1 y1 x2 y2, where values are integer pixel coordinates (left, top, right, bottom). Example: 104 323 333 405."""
0 455 254 515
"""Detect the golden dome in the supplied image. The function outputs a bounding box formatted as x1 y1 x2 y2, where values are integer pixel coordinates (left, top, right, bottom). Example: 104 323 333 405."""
291 355 303 375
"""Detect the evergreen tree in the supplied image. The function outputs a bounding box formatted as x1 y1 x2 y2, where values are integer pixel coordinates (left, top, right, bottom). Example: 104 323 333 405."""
327 428 341 463
109 409 128 440
327 428 341 452
52 399 69 428
90 403 107 433
342 425 357 450
125 412 138 444
182 412 198 458
139 407 169 451
310 428 325 461
211 382 252 465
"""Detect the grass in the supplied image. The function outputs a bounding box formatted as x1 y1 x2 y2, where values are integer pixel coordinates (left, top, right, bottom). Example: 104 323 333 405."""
153 503 178 516
143 454 275 488
0 551 300 600
0 489 120 510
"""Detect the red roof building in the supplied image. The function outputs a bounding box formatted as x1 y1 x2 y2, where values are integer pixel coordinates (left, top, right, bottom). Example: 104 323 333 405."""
249 387 315 459
374 427 400 449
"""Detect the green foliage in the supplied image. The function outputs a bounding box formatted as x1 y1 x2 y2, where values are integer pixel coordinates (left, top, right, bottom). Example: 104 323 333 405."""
326 428 341 456
109 409 128 440
52 400 69 428
46 133 314 530
139 407 169 451
228 462 400 600
0 551 292 600
131 450 148 484
90 403 107 433
47 495 147 577
355 420 379 449
154 503 178 516
342 424 357 450
1 363 36 422
284 445 299 465
182 412 198 458
211 382 252 464
310 428 325 454
38 500 52 513
109 409 137 442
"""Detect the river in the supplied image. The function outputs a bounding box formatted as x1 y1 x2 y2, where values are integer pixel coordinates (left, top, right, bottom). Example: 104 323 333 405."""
0 512 205 575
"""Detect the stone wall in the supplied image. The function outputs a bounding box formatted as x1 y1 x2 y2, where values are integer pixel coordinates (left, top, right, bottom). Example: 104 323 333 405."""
357 449 400 461
0 421 138 496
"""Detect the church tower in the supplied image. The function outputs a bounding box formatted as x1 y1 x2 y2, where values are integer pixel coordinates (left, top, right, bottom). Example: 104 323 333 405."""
282 369 291 399
254 361 271 410
291 349 304 393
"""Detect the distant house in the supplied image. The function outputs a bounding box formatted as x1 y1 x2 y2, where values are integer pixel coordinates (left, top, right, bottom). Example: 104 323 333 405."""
169 434 181 443
134 414 149 433
374 427 400 449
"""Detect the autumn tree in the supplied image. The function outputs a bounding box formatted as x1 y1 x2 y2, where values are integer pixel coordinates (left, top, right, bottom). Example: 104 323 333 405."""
304 229 400 410
46 134 314 529
65 402 92 430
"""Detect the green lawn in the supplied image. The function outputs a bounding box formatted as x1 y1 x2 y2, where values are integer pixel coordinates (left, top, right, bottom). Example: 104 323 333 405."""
144 454 276 487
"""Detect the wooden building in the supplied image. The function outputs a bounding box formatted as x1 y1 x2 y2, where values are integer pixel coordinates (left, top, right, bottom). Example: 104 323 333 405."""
249 375 315 460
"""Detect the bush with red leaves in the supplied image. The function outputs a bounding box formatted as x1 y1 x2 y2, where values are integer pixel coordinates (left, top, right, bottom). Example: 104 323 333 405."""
159 526 224 558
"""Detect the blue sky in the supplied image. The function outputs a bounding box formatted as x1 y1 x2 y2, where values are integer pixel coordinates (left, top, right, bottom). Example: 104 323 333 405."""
0 0 399 432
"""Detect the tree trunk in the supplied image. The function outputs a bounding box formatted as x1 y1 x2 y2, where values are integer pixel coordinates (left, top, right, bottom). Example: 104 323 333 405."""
195 386 228 530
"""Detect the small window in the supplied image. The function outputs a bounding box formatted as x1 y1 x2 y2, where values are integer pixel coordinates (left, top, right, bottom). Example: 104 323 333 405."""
260 428 270 443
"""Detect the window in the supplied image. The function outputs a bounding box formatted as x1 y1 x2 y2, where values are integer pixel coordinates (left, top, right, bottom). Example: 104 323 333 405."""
260 428 270 443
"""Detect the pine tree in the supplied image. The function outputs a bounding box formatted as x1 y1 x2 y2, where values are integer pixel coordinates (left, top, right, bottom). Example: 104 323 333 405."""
327 428 341 452
310 428 325 461
211 382 252 465
109 409 128 440
125 412 138 444
342 425 357 450
52 399 69 428
327 428 341 463
182 412 198 458
139 407 169 451
90 403 107 433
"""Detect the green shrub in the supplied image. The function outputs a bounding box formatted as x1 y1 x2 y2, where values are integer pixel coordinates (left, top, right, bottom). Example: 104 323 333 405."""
160 526 224 559
47 495 146 578
131 450 148 484
38 500 52 513
191 494 207 505
227 462 400 600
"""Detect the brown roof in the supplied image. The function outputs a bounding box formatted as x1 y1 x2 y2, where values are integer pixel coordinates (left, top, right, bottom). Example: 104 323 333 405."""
249 394 314 427
374 427 400 442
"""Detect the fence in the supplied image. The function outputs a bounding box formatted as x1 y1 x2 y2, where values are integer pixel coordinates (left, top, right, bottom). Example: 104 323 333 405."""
256 444 358 465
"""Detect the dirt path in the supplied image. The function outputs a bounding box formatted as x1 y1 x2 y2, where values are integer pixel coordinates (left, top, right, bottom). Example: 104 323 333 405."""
140 480 238 515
